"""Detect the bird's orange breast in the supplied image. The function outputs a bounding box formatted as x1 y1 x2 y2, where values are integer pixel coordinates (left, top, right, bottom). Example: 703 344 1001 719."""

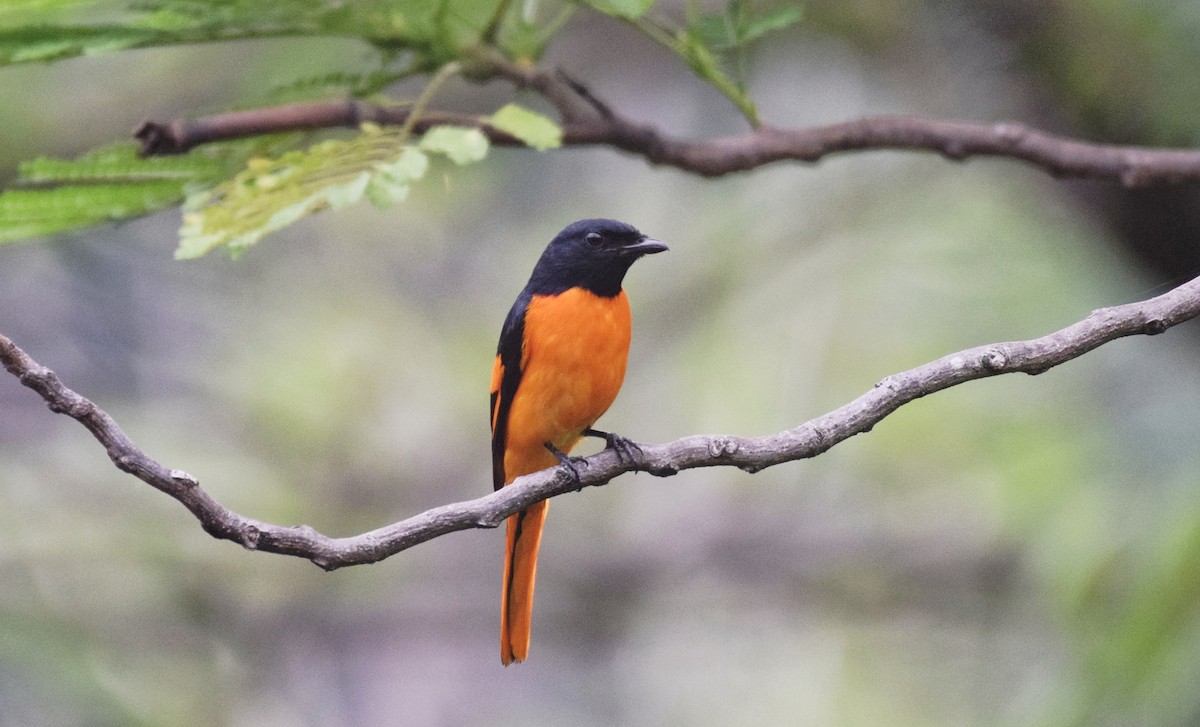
501 288 632 482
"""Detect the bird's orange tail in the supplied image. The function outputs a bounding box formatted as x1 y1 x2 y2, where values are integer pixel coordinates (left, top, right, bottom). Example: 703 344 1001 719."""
500 499 549 665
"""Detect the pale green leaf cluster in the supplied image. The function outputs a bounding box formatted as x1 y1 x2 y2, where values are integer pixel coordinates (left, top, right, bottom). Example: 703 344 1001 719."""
176 124 492 259
365 146 428 208
0 0 567 250
0 1 788 252
0 0 525 250
174 104 561 257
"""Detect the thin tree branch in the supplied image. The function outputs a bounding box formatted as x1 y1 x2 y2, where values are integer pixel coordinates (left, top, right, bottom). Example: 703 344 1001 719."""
133 101 523 155
3 275 1198 570
135 59 1200 186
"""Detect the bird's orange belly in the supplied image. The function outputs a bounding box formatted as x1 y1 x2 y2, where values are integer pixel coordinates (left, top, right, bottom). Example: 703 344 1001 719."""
502 288 632 481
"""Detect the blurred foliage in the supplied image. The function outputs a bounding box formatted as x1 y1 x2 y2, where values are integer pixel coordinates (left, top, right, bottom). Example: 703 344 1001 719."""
178 123 481 259
1006 0 1200 145
0 141 257 244
3 1 1200 727
0 0 796 258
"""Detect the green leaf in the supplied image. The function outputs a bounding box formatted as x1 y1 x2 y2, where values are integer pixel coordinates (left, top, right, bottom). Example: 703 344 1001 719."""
0 142 247 244
375 145 430 181
690 5 801 50
178 123 491 258
739 6 802 45
365 146 427 209
689 13 736 51
418 125 489 164
184 171 371 259
178 126 469 259
19 142 231 183
364 0 507 63
489 103 562 151
655 0 802 124
0 0 501 68
0 182 185 243
0 25 155 64
675 30 757 119
585 0 656 20
364 176 410 209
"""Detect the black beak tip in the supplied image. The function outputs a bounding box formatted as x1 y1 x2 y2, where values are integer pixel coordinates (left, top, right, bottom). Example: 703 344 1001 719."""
634 237 669 255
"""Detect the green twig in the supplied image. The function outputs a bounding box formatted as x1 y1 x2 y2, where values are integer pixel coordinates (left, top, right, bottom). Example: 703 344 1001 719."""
398 61 463 142
628 13 760 125
482 0 514 45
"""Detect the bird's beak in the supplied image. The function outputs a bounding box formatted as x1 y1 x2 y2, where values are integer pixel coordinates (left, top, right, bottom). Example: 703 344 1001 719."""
621 237 669 256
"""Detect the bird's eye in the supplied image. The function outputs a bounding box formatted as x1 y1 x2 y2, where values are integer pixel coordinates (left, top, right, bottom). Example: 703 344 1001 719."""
585 232 603 248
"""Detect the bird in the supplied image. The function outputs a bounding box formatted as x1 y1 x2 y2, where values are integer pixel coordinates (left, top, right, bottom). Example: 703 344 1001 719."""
489 218 667 665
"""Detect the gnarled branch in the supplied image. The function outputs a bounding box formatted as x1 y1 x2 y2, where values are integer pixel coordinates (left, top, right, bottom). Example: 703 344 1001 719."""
135 59 1200 186
3 274 1199 570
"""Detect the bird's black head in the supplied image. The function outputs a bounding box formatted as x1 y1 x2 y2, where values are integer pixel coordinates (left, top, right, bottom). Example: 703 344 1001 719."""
526 218 668 297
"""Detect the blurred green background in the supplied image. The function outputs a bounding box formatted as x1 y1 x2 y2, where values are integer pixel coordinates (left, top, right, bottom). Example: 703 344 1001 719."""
4 2 1200 726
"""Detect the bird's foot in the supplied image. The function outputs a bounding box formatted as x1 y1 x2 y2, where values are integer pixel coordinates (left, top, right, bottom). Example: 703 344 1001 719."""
582 427 643 466
545 442 587 491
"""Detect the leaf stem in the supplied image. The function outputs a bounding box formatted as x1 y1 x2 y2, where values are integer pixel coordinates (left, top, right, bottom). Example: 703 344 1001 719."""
398 61 463 142
482 0 514 45
629 14 759 126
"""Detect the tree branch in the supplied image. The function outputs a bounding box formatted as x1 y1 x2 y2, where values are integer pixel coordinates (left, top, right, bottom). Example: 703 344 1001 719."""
3 275 1198 569
135 60 1200 186
133 100 523 155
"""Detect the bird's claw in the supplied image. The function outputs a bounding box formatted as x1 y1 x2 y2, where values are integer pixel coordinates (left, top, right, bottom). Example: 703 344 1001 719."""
583 428 643 466
545 442 588 491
